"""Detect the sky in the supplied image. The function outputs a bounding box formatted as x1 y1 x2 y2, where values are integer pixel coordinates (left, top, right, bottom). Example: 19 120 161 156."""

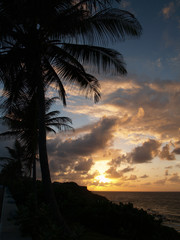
1 0 180 191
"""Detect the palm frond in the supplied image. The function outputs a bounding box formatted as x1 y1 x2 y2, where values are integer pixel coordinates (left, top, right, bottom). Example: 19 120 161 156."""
46 123 73 132
47 43 85 72
0 130 22 139
45 110 60 119
54 57 101 103
56 8 142 45
45 97 60 111
43 59 67 106
0 157 14 162
62 43 127 74
45 126 57 134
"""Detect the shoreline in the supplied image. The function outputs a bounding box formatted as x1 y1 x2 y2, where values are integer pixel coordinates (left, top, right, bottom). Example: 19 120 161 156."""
94 191 180 233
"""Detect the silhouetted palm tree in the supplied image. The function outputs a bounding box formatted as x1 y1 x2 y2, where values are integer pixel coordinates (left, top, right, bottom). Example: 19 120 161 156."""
0 140 26 182
0 94 72 180
0 0 142 231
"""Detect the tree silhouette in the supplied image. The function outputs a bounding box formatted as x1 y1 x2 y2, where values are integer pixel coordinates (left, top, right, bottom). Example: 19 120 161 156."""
0 0 142 232
0 94 72 180
0 140 26 182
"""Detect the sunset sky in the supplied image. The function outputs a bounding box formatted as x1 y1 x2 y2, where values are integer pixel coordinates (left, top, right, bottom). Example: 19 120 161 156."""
1 0 180 191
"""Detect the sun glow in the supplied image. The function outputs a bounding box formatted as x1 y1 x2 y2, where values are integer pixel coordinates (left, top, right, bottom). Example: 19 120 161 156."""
95 175 111 183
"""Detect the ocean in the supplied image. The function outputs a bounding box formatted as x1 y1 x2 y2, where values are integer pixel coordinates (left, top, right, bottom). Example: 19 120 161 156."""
94 191 180 233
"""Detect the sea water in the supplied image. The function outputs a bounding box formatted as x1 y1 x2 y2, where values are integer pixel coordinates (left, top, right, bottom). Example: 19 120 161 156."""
94 191 180 233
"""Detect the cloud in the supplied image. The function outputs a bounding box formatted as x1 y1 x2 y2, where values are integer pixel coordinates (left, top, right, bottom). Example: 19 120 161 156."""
165 170 169 176
47 116 118 180
105 167 123 178
155 58 162 68
128 175 137 180
159 144 175 160
141 182 151 186
140 174 148 178
104 78 170 112
165 165 173 169
53 170 99 186
49 116 117 156
121 0 131 8
108 155 127 167
168 173 180 183
45 74 180 186
121 166 134 173
136 107 145 119
162 2 175 19
74 158 94 171
168 53 180 66
173 147 180 154
64 74 180 149
101 76 180 142
127 139 178 164
128 139 161 164
105 165 134 179
154 179 167 185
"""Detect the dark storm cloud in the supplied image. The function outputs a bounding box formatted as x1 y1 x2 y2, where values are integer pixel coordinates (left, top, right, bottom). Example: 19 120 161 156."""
129 139 161 163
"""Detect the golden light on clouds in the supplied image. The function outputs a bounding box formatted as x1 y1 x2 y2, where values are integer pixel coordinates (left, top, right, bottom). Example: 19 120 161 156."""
137 107 145 119
95 175 111 184
45 71 180 192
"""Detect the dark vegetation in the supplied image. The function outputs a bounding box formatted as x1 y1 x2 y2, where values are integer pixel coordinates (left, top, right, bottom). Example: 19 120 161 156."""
1 177 179 240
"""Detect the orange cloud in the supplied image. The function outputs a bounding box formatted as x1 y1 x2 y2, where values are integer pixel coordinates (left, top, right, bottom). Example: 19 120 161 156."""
162 2 175 19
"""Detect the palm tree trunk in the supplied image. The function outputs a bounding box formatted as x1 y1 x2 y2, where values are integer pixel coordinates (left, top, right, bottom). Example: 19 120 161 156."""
37 75 71 235
32 154 38 210
33 156 36 183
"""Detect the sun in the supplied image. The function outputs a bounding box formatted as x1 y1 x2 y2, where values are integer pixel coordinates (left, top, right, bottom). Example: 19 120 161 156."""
95 175 111 183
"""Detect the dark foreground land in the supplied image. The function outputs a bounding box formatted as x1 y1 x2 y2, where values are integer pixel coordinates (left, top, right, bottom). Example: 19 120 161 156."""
0 186 4 218
3 179 180 240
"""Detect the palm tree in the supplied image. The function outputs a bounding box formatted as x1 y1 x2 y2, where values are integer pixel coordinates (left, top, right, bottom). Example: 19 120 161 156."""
0 0 142 230
0 140 26 182
0 94 73 180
